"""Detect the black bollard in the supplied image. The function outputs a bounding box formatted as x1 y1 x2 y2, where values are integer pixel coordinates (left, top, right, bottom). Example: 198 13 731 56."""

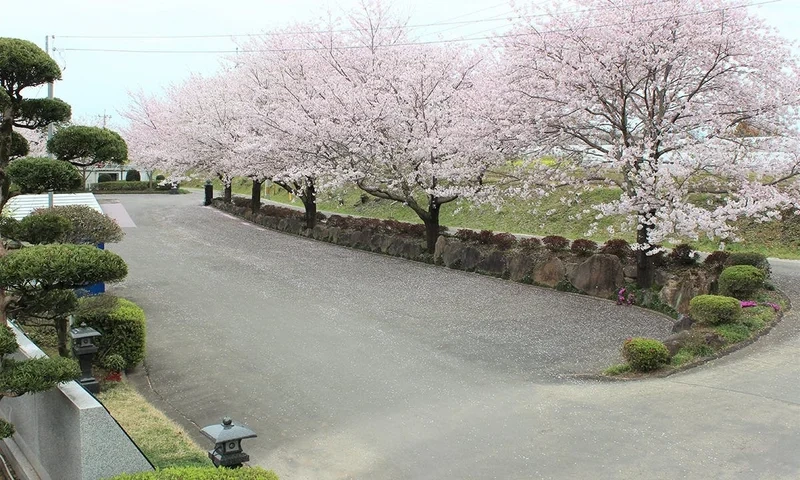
204 180 213 206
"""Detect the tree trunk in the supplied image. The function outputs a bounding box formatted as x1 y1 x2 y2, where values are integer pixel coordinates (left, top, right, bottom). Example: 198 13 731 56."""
223 184 232 203
55 317 70 358
300 181 317 229
0 111 13 211
422 201 441 254
81 167 89 190
636 219 655 288
251 179 262 214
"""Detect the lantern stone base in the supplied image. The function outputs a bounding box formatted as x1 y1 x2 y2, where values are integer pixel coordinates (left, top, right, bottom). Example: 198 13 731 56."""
209 450 249 468
78 377 101 394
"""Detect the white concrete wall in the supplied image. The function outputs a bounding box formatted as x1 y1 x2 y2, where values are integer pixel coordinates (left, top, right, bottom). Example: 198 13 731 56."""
0 323 153 480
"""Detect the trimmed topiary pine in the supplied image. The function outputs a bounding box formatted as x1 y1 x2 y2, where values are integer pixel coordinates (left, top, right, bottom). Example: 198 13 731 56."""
6 157 82 193
689 295 741 325
718 265 765 299
622 337 670 372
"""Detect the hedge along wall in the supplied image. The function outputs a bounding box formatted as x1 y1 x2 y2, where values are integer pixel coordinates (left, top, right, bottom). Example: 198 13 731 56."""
211 199 718 311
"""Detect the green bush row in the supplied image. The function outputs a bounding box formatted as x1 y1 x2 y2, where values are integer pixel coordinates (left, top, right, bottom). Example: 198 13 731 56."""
75 294 146 370
94 181 153 191
107 466 279 480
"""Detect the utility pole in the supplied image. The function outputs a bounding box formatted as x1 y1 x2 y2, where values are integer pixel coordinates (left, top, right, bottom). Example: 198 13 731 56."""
45 35 55 143
98 110 111 128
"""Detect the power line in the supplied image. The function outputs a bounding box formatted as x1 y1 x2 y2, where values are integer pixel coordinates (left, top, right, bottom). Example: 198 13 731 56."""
53 0 784 54
53 0 674 40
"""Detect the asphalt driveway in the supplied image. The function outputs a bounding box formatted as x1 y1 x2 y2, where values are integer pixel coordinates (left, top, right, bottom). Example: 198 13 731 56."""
104 193 800 479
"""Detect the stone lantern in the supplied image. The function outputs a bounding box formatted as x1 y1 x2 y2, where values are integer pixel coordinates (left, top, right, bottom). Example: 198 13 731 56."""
201 417 257 468
69 323 101 394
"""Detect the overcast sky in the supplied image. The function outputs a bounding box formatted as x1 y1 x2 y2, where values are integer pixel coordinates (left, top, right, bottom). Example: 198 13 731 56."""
4 0 798 128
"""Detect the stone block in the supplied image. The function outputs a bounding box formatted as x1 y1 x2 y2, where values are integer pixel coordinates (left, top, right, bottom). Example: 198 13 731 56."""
568 253 624 298
533 256 565 287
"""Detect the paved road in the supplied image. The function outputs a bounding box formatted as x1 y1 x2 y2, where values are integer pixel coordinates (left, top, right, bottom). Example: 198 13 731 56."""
104 193 800 479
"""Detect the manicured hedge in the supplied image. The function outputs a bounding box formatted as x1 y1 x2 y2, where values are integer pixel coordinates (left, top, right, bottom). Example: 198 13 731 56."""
622 337 670 372
107 466 278 480
94 181 152 191
718 265 765 299
689 295 741 325
75 295 146 369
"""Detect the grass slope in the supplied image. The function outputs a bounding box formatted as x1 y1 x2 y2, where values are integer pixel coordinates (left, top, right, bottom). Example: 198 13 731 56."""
184 177 800 259
97 381 211 469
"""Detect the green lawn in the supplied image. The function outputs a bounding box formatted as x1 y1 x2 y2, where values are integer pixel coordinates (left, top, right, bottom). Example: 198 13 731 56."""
97 381 211 469
184 177 800 259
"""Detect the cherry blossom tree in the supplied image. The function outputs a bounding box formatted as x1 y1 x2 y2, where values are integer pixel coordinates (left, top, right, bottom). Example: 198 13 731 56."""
502 0 800 286
235 24 347 229
298 4 508 253
122 90 193 190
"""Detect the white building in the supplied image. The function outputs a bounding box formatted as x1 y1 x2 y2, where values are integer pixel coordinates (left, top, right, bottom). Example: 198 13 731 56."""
83 164 153 186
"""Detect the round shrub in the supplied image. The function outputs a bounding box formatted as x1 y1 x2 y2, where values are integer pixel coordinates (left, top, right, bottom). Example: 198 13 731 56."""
600 238 633 259
689 294 741 325
570 238 597 256
491 232 517 250
477 230 494 245
454 229 478 242
519 237 542 250
718 265 765 299
541 235 569 252
101 353 126 372
622 338 670 372
75 295 145 370
97 173 113 183
7 157 82 193
17 213 72 244
125 169 141 182
725 252 770 277
668 243 697 265
155 174 166 181
31 205 124 244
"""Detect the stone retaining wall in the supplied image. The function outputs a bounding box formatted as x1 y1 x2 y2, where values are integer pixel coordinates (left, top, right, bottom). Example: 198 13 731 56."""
212 199 715 311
